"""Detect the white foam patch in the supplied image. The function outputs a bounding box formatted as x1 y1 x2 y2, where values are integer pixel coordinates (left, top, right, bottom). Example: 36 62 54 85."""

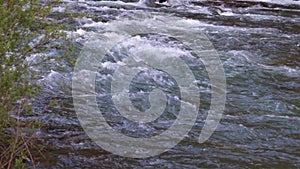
75 29 86 36
52 6 66 12
238 0 300 6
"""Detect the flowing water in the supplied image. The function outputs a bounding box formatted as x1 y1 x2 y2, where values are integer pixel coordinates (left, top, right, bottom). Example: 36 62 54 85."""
28 0 300 168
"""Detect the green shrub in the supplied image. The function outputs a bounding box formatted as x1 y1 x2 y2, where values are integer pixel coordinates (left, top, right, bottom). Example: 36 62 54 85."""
0 0 67 168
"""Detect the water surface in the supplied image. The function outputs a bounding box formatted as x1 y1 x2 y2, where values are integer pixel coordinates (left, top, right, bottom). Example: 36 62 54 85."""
30 0 300 168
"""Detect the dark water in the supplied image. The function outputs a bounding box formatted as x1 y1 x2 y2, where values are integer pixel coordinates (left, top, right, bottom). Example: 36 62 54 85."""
28 0 300 168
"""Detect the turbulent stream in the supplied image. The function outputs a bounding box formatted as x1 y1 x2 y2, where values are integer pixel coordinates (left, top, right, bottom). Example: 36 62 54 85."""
27 0 300 168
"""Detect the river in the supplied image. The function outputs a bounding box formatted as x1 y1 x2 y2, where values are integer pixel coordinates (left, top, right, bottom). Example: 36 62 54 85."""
28 0 300 168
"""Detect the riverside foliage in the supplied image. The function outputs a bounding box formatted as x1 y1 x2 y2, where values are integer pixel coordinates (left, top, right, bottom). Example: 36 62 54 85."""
0 0 67 168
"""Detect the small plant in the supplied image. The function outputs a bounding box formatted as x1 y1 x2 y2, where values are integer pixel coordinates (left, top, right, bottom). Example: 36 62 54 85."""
0 0 67 168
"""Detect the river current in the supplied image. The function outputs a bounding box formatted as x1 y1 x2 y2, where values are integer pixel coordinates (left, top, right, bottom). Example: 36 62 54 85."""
27 0 300 168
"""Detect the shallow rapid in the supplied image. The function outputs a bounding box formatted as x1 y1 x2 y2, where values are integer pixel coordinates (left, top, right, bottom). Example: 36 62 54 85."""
29 0 300 168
